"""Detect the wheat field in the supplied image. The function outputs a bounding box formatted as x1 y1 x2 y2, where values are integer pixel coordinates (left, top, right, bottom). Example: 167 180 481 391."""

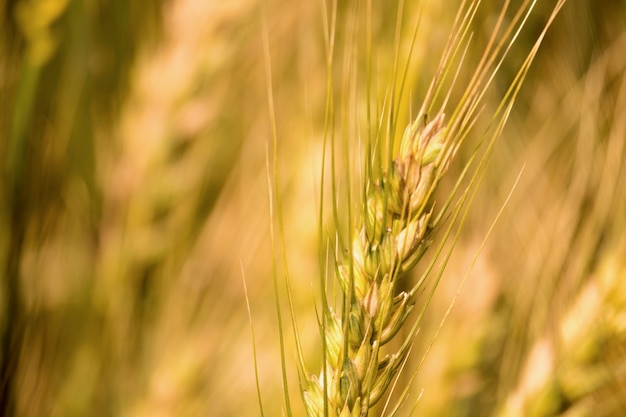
1 1 625 416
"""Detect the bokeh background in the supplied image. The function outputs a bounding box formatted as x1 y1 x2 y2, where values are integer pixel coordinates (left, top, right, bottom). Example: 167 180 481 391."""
1 1 625 416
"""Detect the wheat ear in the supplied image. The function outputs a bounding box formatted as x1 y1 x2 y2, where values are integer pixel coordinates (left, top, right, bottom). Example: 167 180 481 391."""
303 112 452 417
297 1 570 414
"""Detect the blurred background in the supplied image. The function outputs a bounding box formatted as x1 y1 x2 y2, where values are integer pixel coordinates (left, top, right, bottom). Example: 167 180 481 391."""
1 1 625 416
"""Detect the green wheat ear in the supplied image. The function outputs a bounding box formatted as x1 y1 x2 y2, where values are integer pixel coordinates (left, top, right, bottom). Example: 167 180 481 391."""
256 1 569 416
303 112 451 417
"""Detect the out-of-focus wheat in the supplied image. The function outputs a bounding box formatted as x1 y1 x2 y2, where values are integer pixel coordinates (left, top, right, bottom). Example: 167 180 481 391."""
496 237 626 417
